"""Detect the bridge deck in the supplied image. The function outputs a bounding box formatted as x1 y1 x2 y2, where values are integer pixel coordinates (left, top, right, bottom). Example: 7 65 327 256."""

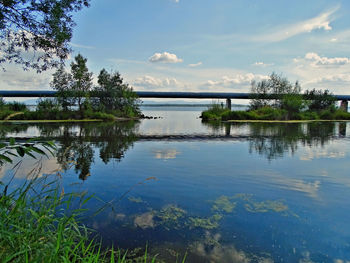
0 90 349 100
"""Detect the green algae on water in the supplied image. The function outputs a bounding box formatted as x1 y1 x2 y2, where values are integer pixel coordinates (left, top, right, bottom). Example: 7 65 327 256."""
128 196 144 203
155 205 187 230
211 194 292 216
244 200 288 213
211 195 236 213
188 214 223 230
157 205 187 222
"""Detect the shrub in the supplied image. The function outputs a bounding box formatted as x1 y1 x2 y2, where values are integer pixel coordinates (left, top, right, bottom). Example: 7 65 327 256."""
36 98 60 112
91 69 141 117
319 109 334 120
0 97 6 110
281 94 306 119
333 109 350 120
299 111 319 120
304 89 336 112
7 101 27 111
201 102 230 121
86 111 115 121
222 110 250 120
0 109 15 120
250 73 301 110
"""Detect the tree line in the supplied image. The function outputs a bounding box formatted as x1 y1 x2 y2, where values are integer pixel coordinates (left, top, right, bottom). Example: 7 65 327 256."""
202 73 350 121
50 53 140 118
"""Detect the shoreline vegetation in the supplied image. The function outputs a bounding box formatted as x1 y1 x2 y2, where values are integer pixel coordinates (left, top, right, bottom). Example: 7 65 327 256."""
201 73 350 122
0 54 143 122
0 141 186 262
0 170 163 262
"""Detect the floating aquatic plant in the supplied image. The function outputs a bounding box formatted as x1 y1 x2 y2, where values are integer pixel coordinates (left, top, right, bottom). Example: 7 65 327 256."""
188 214 223 230
211 195 236 213
155 205 187 230
128 196 144 203
244 200 288 213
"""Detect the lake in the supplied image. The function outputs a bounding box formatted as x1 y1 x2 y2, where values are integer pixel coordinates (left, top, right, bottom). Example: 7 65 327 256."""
1 106 350 263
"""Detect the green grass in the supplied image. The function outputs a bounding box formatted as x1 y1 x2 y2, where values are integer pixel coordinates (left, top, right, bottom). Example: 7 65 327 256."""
0 169 170 262
0 101 139 122
2 110 117 122
0 119 104 123
201 106 350 122
201 103 230 121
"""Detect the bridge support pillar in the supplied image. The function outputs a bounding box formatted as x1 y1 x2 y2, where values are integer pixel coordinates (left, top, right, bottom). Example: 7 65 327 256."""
226 98 231 110
340 100 348 112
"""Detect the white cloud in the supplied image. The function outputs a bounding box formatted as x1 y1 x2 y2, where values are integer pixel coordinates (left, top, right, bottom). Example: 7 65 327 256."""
304 52 350 66
203 73 268 88
149 52 183 63
70 43 95 49
330 38 338 42
249 170 321 199
153 149 181 160
133 75 184 90
0 157 60 180
290 52 350 93
0 67 53 90
188 62 202 68
253 62 273 67
254 6 339 42
300 147 346 161
308 74 350 85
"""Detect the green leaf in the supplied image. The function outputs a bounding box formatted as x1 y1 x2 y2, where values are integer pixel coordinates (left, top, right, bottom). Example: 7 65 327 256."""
0 143 6 149
4 151 17 157
29 146 45 155
25 151 37 159
9 138 15 146
15 146 25 157
0 154 12 163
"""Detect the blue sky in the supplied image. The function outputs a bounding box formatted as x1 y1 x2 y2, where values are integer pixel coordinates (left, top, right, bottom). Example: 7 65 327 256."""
1 0 350 97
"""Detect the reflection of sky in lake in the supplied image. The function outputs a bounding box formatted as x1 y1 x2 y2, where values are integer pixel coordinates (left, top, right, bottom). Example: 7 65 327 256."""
1 107 350 262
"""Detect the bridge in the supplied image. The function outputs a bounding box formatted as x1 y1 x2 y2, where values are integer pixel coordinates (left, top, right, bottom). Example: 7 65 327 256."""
0 90 349 111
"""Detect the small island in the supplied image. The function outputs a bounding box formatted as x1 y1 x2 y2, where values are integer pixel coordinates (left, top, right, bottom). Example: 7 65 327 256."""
0 54 142 122
201 73 350 122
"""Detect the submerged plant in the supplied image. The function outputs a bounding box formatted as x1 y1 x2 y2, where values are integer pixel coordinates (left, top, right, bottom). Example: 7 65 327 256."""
244 200 288 213
188 214 223 230
155 205 187 230
211 195 236 213
0 149 160 262
128 196 144 203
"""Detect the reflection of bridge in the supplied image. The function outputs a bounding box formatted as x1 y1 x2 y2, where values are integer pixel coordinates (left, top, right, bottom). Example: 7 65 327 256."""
0 91 349 111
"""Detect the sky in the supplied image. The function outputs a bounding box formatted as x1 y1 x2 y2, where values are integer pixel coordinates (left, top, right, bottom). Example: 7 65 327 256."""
1 0 350 100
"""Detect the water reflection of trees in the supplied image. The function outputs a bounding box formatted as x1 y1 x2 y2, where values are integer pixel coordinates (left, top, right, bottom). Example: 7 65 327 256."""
0 121 139 180
247 122 337 160
0 123 30 137
54 122 139 180
204 122 340 160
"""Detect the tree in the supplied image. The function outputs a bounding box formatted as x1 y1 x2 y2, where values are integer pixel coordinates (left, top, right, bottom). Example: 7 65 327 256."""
50 64 74 110
304 89 336 112
0 0 90 72
92 69 140 116
250 73 301 110
93 68 123 111
70 54 92 113
281 94 305 119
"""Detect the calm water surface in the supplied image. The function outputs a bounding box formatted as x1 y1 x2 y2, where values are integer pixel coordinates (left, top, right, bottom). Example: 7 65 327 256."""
1 106 350 263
